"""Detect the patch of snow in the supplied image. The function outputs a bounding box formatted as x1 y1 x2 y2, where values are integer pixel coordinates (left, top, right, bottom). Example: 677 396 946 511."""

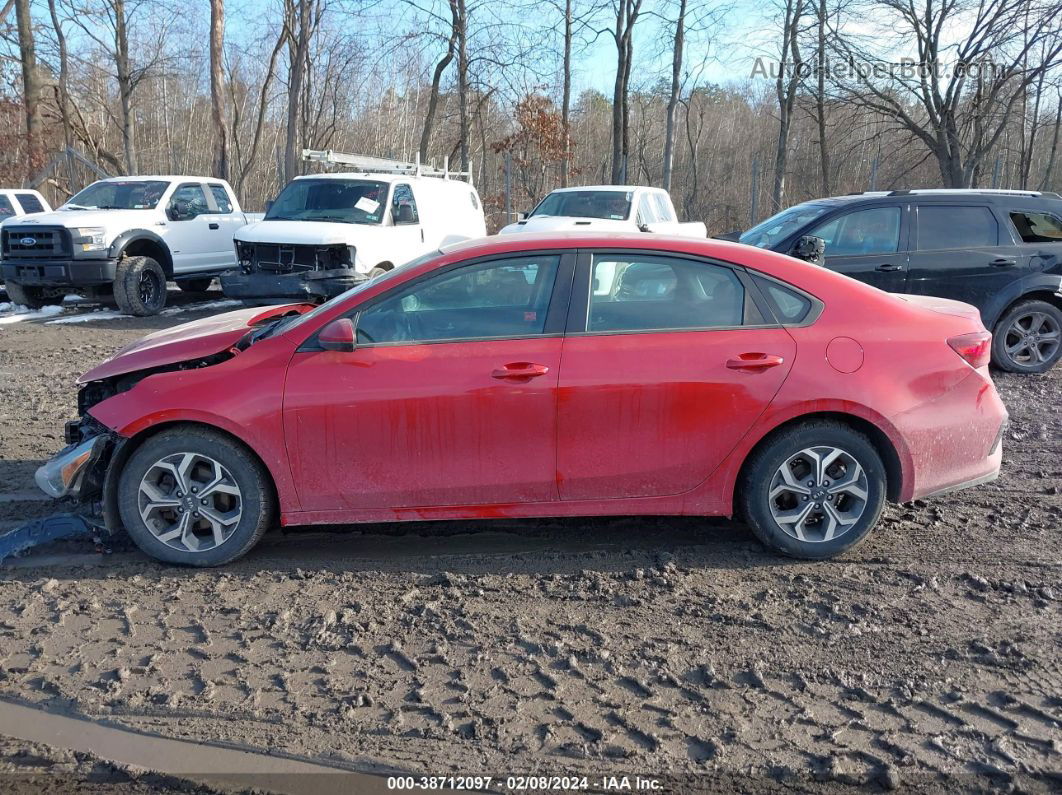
46 310 130 324
0 304 65 325
159 299 242 316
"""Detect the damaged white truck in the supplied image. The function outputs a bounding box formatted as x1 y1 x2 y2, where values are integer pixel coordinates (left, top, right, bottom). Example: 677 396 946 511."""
0 176 258 315
220 150 487 303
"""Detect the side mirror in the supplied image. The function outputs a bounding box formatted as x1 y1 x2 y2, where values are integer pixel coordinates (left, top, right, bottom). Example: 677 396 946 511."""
790 235 826 265
264 199 274 213
637 222 651 233
517 212 528 221
168 201 192 221
318 317 356 352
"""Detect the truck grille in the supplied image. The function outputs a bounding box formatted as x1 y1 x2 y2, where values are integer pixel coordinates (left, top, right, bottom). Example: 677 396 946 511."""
1 226 72 259
236 241 353 273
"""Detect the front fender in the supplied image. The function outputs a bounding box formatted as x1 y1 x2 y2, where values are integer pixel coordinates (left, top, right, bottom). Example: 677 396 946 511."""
109 229 172 272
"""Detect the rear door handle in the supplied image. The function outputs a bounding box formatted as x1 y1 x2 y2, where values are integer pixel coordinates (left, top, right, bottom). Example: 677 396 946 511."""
491 362 550 380
208 222 220 230
991 257 1016 267
875 263 902 272
726 353 785 370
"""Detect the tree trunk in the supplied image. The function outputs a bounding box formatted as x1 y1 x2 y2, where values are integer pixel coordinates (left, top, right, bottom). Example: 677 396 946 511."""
560 0 572 186
661 0 685 192
113 0 137 174
46 0 77 192
283 0 313 184
772 0 803 210
15 0 43 180
418 6 457 163
610 0 641 184
815 0 830 194
209 0 229 180
456 0 469 173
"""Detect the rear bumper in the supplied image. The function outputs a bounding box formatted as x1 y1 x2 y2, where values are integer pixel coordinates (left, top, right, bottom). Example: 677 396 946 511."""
219 268 364 302
2 257 117 287
903 369 1008 501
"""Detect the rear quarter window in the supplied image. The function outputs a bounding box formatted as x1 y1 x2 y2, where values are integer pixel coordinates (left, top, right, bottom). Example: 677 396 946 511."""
752 274 815 324
1008 211 1062 243
14 193 44 213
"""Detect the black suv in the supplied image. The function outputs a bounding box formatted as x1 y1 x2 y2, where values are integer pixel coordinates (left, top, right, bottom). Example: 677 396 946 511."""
737 189 1062 373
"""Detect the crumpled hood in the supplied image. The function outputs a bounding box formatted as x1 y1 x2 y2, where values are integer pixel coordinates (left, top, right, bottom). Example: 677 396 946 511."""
498 216 632 235
78 304 312 384
235 219 367 246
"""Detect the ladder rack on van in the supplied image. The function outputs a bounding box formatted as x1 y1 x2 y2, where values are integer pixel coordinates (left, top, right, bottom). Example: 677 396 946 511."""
301 150 473 184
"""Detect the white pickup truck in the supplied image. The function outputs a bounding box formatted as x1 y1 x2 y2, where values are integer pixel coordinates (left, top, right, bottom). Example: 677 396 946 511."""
0 189 51 221
0 176 260 315
498 185 707 237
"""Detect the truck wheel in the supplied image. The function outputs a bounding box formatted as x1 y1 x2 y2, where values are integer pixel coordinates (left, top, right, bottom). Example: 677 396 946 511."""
4 281 48 309
178 277 213 293
114 256 167 316
992 299 1062 374
117 426 275 566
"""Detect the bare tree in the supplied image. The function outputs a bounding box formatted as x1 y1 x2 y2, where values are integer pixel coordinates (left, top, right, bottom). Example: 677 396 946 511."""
209 0 229 180
771 0 805 209
14 0 43 176
661 0 686 191
605 0 643 183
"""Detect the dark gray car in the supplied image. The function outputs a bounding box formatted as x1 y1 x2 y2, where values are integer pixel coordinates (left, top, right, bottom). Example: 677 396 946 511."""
737 189 1062 373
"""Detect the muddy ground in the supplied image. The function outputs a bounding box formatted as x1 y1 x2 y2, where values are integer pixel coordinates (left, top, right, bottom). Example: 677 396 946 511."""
0 291 1060 793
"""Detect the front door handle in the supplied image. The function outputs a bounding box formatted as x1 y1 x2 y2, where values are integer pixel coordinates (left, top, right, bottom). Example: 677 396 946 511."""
991 257 1016 267
726 353 785 371
208 222 220 230
875 263 902 272
491 362 550 380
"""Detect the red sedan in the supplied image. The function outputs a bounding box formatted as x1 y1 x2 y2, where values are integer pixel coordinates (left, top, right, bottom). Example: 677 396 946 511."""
37 233 1007 566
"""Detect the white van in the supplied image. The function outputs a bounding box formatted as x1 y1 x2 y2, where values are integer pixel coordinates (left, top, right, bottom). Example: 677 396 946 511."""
221 151 486 302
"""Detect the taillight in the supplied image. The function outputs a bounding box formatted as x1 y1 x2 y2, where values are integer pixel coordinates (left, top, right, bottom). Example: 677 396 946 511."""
947 331 992 368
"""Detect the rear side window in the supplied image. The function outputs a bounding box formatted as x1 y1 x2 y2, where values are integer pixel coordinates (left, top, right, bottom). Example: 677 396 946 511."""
0 196 14 218
652 193 674 222
209 185 233 213
1009 211 1062 243
14 193 44 213
809 207 901 256
752 275 813 324
635 195 659 226
916 205 997 249
588 255 746 332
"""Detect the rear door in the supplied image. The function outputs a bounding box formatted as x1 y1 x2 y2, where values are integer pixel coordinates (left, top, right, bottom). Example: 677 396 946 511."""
906 203 1019 310
203 183 244 266
805 204 909 291
555 250 796 501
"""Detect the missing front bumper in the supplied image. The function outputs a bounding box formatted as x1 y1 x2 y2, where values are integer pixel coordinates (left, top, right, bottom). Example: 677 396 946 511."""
220 268 366 302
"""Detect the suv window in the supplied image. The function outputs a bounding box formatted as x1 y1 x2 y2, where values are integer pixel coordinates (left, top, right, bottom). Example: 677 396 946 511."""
0 196 14 219
14 193 44 214
168 184 209 219
392 184 419 224
356 255 559 344
1009 211 1062 243
588 255 746 332
209 185 233 213
810 207 901 256
916 205 997 249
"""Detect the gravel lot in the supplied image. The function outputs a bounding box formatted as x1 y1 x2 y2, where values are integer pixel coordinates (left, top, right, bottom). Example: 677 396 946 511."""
0 292 1060 792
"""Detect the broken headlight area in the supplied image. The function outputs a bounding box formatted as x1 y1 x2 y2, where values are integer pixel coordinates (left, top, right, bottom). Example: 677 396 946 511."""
35 432 111 500
236 241 357 274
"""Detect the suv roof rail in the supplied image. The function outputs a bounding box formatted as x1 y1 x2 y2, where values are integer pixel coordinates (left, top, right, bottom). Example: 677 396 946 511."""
301 149 473 185
885 188 1061 198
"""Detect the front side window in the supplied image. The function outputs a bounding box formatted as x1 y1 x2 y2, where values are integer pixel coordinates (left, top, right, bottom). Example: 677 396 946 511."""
636 195 658 226
810 207 901 256
168 184 210 220
66 180 170 210
266 178 387 224
209 185 233 213
14 193 44 213
739 202 833 249
1009 211 1062 243
916 205 997 249
391 184 419 224
0 196 14 218
356 255 559 344
530 190 632 221
653 193 674 222
588 255 746 332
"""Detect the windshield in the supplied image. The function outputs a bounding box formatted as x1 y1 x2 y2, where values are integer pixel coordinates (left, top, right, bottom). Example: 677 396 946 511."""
530 190 632 221
64 180 170 210
266 178 388 224
738 203 833 248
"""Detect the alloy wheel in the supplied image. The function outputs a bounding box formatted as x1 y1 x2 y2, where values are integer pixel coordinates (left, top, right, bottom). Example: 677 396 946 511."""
138 269 162 307
767 446 869 543
1004 311 1061 367
137 452 243 552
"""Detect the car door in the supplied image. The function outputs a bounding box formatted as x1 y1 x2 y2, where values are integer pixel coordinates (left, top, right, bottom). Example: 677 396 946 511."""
555 251 796 501
283 251 573 512
906 203 1018 310
164 183 216 272
805 205 909 291
389 183 424 266
202 183 244 267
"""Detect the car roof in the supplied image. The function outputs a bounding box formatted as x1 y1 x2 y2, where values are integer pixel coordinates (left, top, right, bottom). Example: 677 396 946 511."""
791 189 1062 209
91 176 229 184
546 185 655 194
440 231 758 259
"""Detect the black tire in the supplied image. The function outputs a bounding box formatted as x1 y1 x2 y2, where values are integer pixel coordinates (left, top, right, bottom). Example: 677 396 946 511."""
117 426 275 566
991 299 1062 374
4 281 49 309
738 421 887 560
177 277 214 293
113 256 167 316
